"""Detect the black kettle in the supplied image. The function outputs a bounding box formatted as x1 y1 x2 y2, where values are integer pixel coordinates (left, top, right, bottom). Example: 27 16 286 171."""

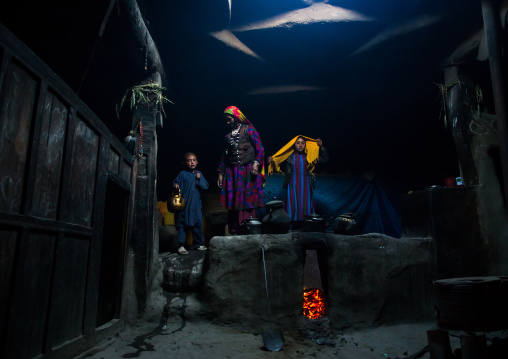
303 213 326 232
333 213 357 235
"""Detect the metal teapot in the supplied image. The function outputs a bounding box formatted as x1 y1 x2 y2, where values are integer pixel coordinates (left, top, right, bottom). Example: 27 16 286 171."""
168 188 186 212
241 217 262 234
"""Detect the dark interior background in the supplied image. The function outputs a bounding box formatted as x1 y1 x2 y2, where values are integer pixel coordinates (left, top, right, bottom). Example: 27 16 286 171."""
0 0 488 206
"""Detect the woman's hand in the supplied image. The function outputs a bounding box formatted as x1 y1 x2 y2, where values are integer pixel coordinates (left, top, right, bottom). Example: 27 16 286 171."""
267 156 273 164
251 161 259 176
173 183 179 189
217 173 223 188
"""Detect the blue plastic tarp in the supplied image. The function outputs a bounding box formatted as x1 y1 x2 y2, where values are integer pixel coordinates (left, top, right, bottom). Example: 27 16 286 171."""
262 174 401 238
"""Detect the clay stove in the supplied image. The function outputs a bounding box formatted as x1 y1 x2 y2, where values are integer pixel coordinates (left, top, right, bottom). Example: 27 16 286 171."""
302 249 326 320
202 232 435 331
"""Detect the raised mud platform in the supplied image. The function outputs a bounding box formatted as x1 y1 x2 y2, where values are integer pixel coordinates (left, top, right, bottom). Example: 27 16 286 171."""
200 232 435 331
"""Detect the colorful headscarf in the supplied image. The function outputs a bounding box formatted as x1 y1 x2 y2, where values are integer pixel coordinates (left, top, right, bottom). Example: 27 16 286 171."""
268 135 320 175
224 106 252 125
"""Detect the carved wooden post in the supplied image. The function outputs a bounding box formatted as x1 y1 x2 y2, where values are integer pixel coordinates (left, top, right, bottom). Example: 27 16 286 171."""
444 66 479 186
130 71 162 315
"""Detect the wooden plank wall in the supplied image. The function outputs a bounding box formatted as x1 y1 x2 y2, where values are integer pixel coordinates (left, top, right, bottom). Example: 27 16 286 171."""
0 24 136 359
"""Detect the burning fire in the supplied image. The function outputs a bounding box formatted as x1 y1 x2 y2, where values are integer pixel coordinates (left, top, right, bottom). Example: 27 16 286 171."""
302 288 325 319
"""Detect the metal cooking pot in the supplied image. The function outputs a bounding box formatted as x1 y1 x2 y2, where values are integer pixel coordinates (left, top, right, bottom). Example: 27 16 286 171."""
433 276 508 331
333 213 357 235
262 200 290 234
168 188 186 212
241 217 262 234
303 213 326 232
265 200 284 210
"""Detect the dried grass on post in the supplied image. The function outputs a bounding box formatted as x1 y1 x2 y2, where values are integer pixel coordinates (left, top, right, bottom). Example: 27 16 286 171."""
116 82 173 118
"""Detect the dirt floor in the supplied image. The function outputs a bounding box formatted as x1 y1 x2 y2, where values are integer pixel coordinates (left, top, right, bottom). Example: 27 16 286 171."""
76 291 508 359
76 294 448 359
77 316 444 359
75 251 508 359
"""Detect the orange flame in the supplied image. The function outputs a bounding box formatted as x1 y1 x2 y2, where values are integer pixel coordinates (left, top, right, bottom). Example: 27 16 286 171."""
302 288 326 319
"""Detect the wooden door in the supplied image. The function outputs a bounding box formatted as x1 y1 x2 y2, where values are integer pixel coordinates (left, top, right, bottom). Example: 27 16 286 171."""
0 24 135 358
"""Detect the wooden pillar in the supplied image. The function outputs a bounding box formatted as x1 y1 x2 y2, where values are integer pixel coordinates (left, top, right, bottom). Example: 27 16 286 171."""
444 66 479 186
120 0 164 76
482 0 508 206
130 71 162 315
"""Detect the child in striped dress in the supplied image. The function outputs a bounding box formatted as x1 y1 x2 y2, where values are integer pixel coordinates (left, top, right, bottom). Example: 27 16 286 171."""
267 136 329 229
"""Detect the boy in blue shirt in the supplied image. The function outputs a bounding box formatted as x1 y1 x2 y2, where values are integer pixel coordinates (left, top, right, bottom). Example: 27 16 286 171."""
172 152 209 254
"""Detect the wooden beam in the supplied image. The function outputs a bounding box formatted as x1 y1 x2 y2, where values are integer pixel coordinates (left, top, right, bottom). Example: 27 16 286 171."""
120 0 165 76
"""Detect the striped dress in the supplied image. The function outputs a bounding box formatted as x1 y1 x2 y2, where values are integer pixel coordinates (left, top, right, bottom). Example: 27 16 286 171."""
284 153 314 221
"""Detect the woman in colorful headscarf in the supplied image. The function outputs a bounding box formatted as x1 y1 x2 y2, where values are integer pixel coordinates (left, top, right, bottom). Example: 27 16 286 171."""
217 106 265 234
267 136 329 227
